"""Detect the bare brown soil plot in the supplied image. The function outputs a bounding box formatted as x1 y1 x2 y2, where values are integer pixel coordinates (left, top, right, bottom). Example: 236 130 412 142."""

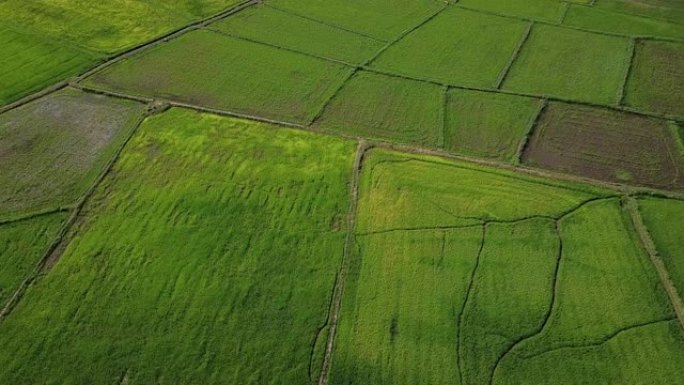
522 102 684 189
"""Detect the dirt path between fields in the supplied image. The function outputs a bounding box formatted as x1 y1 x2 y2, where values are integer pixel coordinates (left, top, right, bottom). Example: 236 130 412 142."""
625 197 684 330
316 142 368 385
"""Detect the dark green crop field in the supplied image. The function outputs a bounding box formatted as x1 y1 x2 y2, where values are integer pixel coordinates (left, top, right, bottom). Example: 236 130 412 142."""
1 0 684 384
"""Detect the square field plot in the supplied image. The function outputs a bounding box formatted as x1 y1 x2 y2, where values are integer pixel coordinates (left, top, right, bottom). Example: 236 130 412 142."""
445 89 541 162
0 88 144 217
502 24 631 105
85 30 353 124
210 4 384 64
0 109 357 384
457 0 567 23
0 28 98 105
266 0 443 41
314 71 443 147
371 7 529 87
522 102 684 189
624 40 684 117
332 149 684 384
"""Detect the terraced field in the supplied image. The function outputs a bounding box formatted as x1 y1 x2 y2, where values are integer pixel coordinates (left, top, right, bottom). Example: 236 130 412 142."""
1 0 684 384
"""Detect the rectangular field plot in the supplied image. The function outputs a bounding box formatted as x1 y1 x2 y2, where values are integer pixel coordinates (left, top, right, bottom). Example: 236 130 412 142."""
0 108 356 384
0 28 99 105
521 102 684 189
210 5 383 64
624 40 684 117
86 30 353 123
314 71 443 147
444 89 541 162
502 24 630 105
456 0 567 23
563 5 684 40
265 0 443 41
596 0 684 25
0 88 144 217
638 198 684 305
331 149 684 384
0 213 67 307
371 7 528 87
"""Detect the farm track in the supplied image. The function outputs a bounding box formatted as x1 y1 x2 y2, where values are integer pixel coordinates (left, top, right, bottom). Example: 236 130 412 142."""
0 106 153 322
625 198 684 330
316 142 368 385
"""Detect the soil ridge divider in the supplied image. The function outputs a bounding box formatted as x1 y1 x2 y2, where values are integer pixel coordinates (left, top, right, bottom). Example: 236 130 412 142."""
0 206 74 227
514 98 548 165
617 38 637 106
0 106 153 322
494 21 533 89
316 142 369 385
625 197 684 330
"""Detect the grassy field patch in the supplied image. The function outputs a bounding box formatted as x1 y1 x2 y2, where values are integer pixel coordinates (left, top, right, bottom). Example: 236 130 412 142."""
314 71 442 146
0 88 144 217
624 39 684 117
457 0 567 23
371 7 528 87
563 5 684 39
596 0 684 25
211 5 383 64
444 89 540 162
521 102 684 189
86 30 352 123
0 108 356 384
503 24 630 105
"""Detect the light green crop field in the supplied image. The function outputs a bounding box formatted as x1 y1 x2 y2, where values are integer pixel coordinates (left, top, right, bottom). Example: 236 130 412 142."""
563 5 684 40
266 0 443 41
86 30 352 123
503 24 630 105
0 213 67 307
211 5 383 64
624 39 684 118
0 88 144 217
314 71 443 146
637 198 684 301
456 0 567 23
0 108 356 384
444 89 541 162
371 7 528 87
0 28 99 105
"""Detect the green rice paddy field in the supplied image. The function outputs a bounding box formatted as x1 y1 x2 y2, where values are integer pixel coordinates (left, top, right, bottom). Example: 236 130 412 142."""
1 0 684 384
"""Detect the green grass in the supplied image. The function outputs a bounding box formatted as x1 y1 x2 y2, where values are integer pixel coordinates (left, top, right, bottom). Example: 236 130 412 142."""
494 199 683 384
460 218 559 385
0 28 100 105
0 108 357 384
563 5 684 40
503 24 630 105
638 197 684 301
0 88 144 217
444 89 540 162
356 149 607 233
624 39 684 117
210 5 383 64
371 7 528 87
266 0 444 40
314 71 443 146
595 0 684 25
0 0 244 53
86 30 352 124
457 0 567 23
0 213 67 307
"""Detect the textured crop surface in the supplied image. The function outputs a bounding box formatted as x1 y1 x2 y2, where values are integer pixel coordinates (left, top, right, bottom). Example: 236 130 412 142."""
86 30 352 123
314 71 443 146
638 198 684 302
371 7 528 87
595 0 684 25
0 88 144 217
210 5 383 64
503 24 630 105
456 0 567 23
563 5 684 40
444 89 540 162
0 108 356 384
521 102 684 189
625 40 684 117
0 213 67 307
0 28 99 105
